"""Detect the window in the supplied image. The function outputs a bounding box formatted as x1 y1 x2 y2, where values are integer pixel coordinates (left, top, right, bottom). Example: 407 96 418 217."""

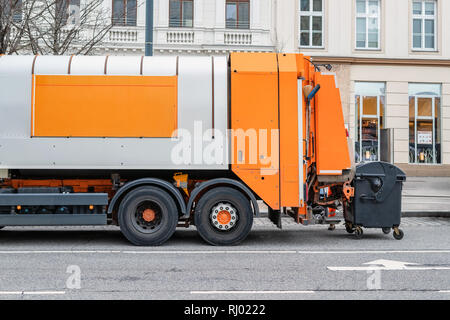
56 0 80 25
412 0 437 50
226 0 250 29
112 0 137 26
169 0 193 28
409 84 441 164
300 0 324 48
12 0 22 23
355 82 385 162
355 0 380 49
1 0 23 23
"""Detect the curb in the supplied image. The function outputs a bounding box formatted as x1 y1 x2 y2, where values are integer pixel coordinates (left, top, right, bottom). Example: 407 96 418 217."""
258 211 450 218
402 211 450 218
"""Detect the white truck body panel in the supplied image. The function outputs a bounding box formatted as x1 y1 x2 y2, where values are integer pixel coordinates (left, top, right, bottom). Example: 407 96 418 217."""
0 55 229 170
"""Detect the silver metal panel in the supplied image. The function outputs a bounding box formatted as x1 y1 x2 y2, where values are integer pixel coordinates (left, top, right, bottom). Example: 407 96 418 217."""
106 56 141 75
0 56 34 139
70 55 107 75
34 56 71 75
213 56 229 166
142 56 177 76
0 55 229 170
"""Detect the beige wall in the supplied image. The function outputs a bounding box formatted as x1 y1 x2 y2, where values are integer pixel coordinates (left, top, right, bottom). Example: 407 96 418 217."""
0 169 8 179
346 64 450 165
274 0 450 166
281 0 450 60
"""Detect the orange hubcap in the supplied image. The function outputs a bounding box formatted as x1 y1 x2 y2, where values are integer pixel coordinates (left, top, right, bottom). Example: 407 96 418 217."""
217 210 232 225
142 209 156 222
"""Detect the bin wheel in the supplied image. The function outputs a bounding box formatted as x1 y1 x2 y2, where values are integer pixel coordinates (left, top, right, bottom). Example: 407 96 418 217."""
382 227 391 234
194 187 253 246
393 228 404 240
345 223 355 234
328 224 336 231
354 227 363 239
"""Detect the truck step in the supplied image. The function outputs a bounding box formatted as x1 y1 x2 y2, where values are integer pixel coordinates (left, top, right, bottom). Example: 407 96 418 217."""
0 193 108 206
0 214 107 226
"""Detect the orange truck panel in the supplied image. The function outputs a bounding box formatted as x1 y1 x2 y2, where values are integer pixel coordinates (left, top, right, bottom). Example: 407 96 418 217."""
230 52 280 210
278 53 301 208
32 75 177 138
314 73 351 175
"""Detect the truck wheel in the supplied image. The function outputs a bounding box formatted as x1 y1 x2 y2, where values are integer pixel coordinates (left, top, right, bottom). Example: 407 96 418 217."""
118 186 178 246
194 187 253 246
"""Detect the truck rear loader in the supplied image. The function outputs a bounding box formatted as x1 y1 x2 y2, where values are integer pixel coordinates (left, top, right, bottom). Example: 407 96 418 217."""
0 52 406 245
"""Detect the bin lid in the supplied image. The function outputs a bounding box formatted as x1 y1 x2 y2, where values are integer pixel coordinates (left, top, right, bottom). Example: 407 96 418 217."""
355 161 406 181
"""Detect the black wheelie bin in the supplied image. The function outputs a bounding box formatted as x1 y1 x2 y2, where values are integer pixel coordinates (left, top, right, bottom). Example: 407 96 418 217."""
344 161 406 240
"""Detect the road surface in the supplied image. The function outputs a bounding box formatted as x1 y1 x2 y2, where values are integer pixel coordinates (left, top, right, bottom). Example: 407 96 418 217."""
0 217 449 300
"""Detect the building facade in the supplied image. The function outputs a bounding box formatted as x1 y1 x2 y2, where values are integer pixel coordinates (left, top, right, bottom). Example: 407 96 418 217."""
52 1 450 174
283 0 450 176
99 0 274 54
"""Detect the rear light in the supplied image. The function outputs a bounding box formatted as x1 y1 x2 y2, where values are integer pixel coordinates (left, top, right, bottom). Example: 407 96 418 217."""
345 129 349 137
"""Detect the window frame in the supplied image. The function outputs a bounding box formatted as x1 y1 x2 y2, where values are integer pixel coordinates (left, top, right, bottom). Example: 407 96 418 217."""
56 0 81 26
299 0 325 49
10 0 23 23
226 0 250 30
169 0 194 28
112 0 137 27
411 0 437 51
354 82 386 163
408 83 442 165
355 0 381 50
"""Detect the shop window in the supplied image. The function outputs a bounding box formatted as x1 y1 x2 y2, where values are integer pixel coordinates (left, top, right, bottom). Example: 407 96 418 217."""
355 82 385 162
409 83 441 164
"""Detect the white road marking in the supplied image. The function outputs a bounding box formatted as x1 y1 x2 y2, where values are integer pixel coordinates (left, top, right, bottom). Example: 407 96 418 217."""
328 259 450 271
329 266 450 271
0 291 65 295
0 249 448 255
124 250 298 254
190 290 315 295
439 290 450 293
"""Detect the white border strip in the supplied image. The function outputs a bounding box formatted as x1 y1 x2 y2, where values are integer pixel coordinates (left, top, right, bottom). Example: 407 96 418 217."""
191 290 314 295
0 250 449 254
298 79 304 205
0 291 65 295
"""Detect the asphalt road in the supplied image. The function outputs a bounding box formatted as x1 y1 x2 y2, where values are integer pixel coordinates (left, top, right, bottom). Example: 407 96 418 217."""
0 217 449 300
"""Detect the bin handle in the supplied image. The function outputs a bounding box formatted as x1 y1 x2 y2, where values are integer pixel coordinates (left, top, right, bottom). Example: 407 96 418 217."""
360 194 376 201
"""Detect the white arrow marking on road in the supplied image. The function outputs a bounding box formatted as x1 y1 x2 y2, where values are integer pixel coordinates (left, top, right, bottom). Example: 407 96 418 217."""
328 259 450 271
363 259 419 269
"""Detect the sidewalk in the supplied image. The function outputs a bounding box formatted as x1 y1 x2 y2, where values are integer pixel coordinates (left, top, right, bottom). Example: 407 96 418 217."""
257 177 450 217
402 177 450 217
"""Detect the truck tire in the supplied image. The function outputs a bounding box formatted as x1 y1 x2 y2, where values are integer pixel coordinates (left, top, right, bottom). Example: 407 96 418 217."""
194 187 253 246
118 186 178 246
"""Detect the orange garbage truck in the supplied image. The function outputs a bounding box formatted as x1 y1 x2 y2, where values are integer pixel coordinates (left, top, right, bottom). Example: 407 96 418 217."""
0 52 405 245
